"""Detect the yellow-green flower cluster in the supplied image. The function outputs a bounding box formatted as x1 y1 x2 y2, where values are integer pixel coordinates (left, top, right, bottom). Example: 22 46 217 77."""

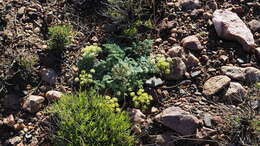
153 54 172 74
81 45 102 57
256 82 260 89
75 69 96 86
105 96 121 112
131 88 152 110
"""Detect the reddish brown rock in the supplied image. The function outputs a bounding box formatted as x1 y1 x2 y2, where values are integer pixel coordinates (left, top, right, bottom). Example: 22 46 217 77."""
155 107 202 135
203 75 231 96
181 35 202 51
212 9 255 52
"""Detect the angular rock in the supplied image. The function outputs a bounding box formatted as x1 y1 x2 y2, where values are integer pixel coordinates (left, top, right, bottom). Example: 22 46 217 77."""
203 113 213 127
3 114 15 127
203 75 231 96
166 57 187 80
22 95 45 113
179 0 201 10
212 9 255 52
221 66 245 81
145 77 164 87
244 67 260 83
40 68 57 85
185 53 200 68
155 107 202 135
181 35 202 51
224 82 247 103
248 19 260 32
167 46 185 58
45 90 63 101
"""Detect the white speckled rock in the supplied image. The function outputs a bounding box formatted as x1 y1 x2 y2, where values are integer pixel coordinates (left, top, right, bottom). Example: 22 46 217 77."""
212 9 255 52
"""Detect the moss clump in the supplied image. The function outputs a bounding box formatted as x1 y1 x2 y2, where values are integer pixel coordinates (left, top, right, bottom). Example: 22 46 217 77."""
47 89 134 146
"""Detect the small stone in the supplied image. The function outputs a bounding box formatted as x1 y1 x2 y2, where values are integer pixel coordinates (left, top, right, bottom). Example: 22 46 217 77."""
237 58 245 64
167 46 185 58
3 114 15 127
244 67 260 83
151 107 159 113
166 57 187 80
22 95 45 113
224 82 247 103
45 90 63 101
131 109 146 124
145 77 164 87
219 55 229 62
17 7 25 16
185 53 200 68
248 19 260 32
191 70 201 78
212 116 224 125
221 66 245 81
40 68 57 85
155 106 202 135
212 9 255 52
13 123 25 130
155 38 163 43
181 35 202 51
203 75 231 96
5 136 21 145
203 113 213 127
149 132 176 146
179 0 201 10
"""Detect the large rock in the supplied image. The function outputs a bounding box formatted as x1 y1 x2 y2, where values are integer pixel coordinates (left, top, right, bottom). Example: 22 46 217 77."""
203 75 231 96
155 107 202 135
212 9 255 52
221 66 260 83
181 35 202 51
224 82 247 103
22 95 45 113
166 57 187 80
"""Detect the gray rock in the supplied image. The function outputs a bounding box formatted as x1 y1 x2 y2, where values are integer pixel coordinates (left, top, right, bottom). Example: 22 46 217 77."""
167 46 185 58
145 77 164 87
203 113 213 127
22 95 45 113
244 67 260 83
212 9 255 52
45 90 63 101
224 82 247 103
40 68 57 85
221 66 245 81
155 106 202 135
166 57 187 80
248 19 260 32
181 35 202 51
179 0 201 10
203 75 231 96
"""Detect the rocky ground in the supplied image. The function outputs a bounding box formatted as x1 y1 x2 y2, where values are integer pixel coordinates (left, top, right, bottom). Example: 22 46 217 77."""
0 0 260 146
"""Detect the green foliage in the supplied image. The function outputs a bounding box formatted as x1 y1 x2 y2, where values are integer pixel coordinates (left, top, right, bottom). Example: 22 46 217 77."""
131 88 153 110
47 89 134 146
153 54 173 75
77 40 155 109
123 19 155 37
48 25 73 50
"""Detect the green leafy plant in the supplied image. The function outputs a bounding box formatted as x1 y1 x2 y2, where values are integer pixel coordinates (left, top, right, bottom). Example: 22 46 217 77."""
131 88 153 110
47 89 134 146
48 25 73 50
153 54 173 75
